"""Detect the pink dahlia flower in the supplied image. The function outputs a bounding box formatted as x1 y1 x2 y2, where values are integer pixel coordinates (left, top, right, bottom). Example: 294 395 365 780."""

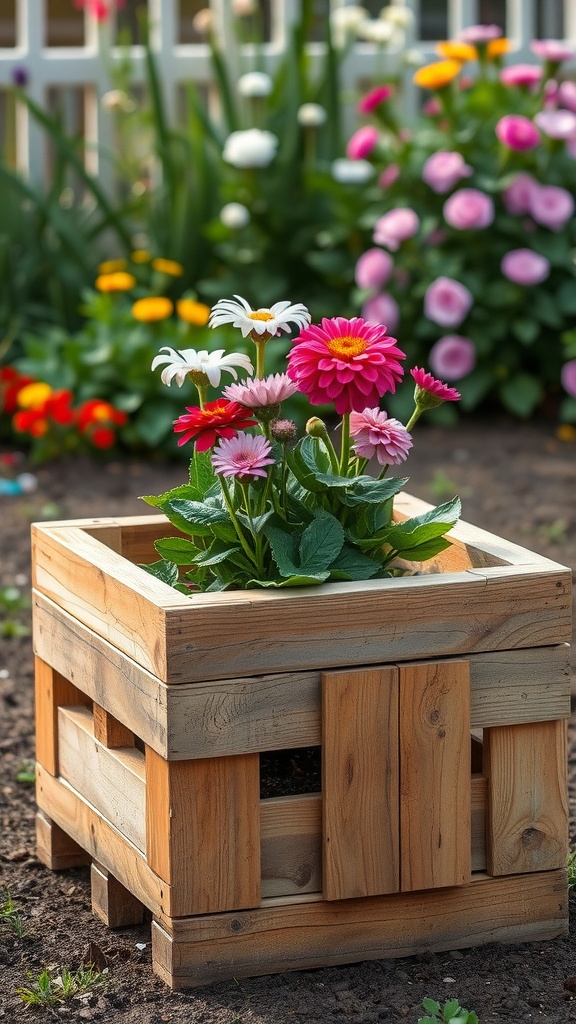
443 188 494 230
411 367 461 406
558 80 576 113
429 335 476 381
501 248 551 285
502 173 539 215
534 108 576 139
211 431 275 481
346 125 379 161
287 317 406 415
499 64 543 88
561 359 576 397
531 39 576 64
350 407 412 465
361 293 400 332
373 208 420 251
424 277 473 328
355 248 393 290
496 115 540 151
422 151 473 194
357 84 394 114
222 372 299 408
459 24 502 44
529 184 575 230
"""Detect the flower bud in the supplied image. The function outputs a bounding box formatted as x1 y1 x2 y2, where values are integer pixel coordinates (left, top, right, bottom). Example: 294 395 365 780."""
306 416 327 438
270 418 298 442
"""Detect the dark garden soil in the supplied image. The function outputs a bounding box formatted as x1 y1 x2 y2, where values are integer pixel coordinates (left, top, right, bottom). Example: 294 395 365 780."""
2 415 576 1023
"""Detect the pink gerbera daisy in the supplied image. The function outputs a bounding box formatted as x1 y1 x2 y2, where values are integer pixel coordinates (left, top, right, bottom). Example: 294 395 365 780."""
287 317 406 415
222 372 299 409
211 432 275 481
410 367 461 408
350 408 413 465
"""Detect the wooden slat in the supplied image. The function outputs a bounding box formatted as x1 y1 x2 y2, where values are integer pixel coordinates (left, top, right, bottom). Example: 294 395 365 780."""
471 775 487 872
151 869 568 988
58 706 146 851
322 667 399 900
35 809 90 870
34 655 90 775
399 660 471 891
261 794 322 898
469 645 571 727
93 703 135 748
91 861 144 928
145 747 261 916
484 719 568 876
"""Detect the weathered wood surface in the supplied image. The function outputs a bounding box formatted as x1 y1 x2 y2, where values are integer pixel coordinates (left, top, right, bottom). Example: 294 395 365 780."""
93 703 135 748
151 869 568 988
35 809 90 871
90 861 144 928
34 656 90 775
261 794 322 898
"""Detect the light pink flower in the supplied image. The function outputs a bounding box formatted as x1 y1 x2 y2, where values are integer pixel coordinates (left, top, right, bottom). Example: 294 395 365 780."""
355 248 393 290
499 64 543 88
287 317 405 415
424 277 473 328
558 81 576 113
501 248 551 285
531 39 576 64
534 109 576 139
443 188 494 230
361 293 400 332
423 98 442 117
502 172 539 215
568 138 576 159
459 24 502 44
561 360 576 396
222 372 299 408
373 208 420 250
422 151 473 194
429 335 476 380
357 84 394 114
211 431 275 481
411 367 461 403
378 163 400 189
346 125 379 161
496 115 540 151
529 184 575 230
350 407 412 465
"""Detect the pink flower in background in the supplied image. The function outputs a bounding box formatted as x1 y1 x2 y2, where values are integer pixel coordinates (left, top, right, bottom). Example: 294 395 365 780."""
211 432 275 481
350 408 413 465
529 184 575 230
424 227 448 247
410 367 461 402
459 24 502 44
558 81 576 113
443 188 494 230
424 277 473 328
567 138 576 158
423 98 442 117
357 84 394 114
502 172 539 215
354 248 393 290
534 109 576 139
500 64 543 88
422 151 473 194
346 125 379 160
378 163 400 189
74 0 124 18
544 79 560 104
531 39 576 64
496 114 540 151
222 372 299 409
361 293 400 332
501 248 551 286
561 360 576 396
373 208 420 250
429 335 476 380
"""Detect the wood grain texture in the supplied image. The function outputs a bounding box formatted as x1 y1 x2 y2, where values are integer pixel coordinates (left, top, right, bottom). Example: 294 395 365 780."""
151 869 568 988
322 667 399 900
34 656 90 775
35 809 90 870
90 861 144 928
261 794 322 898
399 660 471 891
92 703 135 748
484 720 568 876
145 747 261 916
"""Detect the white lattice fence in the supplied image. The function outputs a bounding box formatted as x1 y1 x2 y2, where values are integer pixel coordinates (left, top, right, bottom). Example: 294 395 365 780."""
0 0 574 186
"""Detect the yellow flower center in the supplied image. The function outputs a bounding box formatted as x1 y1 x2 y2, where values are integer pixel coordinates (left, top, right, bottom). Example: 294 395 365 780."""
17 382 53 408
248 310 274 322
327 335 367 359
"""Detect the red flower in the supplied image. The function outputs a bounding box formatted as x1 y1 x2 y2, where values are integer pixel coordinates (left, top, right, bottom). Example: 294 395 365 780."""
173 400 258 451
0 368 36 415
73 0 125 21
77 399 127 431
13 389 75 436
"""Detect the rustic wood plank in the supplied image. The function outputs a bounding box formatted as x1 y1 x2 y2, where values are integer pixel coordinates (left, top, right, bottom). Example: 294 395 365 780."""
93 703 135 748
58 706 146 851
90 861 144 928
484 720 568 875
34 655 90 775
261 794 322 898
469 645 570 727
471 775 487 872
399 660 471 891
145 747 261 916
35 809 90 870
322 667 399 899
151 869 567 987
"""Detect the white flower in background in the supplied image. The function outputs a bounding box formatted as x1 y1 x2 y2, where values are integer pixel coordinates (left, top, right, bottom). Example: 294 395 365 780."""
232 0 257 15
330 5 369 46
357 18 394 43
297 103 327 127
220 202 251 229
209 295 311 338
101 89 136 113
151 347 254 388
238 71 273 98
223 128 278 168
381 4 413 29
404 48 426 65
331 158 375 184
192 8 213 34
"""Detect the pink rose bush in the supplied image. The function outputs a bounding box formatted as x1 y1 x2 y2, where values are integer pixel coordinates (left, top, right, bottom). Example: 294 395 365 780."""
347 26 576 421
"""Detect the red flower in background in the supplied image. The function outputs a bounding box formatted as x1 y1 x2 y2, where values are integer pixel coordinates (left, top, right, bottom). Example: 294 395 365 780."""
74 0 125 22
0 367 36 414
77 399 128 449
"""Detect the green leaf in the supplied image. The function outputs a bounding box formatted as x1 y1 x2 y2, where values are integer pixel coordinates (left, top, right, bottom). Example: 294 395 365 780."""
191 545 241 566
397 536 452 561
288 436 349 493
382 497 461 552
498 373 543 418
511 317 539 345
236 507 275 533
299 511 344 572
421 999 441 1016
169 497 229 527
339 475 408 506
138 559 179 587
247 574 330 588
442 1000 461 1021
328 544 382 580
189 449 217 497
154 537 200 565
557 278 576 315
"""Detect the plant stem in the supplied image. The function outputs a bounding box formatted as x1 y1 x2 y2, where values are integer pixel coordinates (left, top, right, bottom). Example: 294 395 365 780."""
218 475 259 569
338 413 351 475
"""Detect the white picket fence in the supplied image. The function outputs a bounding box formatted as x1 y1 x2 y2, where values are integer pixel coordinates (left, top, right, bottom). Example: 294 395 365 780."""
0 0 574 187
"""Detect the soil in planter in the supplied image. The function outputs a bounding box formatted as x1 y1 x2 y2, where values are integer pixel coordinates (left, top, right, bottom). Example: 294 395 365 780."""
260 746 321 797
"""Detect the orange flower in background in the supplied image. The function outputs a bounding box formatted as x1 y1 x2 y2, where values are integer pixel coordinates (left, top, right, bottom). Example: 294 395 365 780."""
176 298 211 326
97 258 127 274
15 381 53 409
151 257 185 277
436 41 477 63
13 386 75 437
95 271 136 292
414 60 462 90
131 249 151 263
77 399 128 448
487 37 511 58
132 296 174 322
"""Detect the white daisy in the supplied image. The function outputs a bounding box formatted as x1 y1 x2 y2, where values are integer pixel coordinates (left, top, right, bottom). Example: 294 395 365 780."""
209 295 311 339
151 347 254 388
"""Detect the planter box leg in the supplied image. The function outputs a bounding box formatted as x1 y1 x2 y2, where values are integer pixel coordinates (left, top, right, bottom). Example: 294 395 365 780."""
36 810 90 870
91 860 144 928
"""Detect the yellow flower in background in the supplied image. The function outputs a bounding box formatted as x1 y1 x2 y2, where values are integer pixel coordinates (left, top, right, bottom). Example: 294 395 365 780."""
16 381 53 408
177 298 211 326
97 258 127 274
132 296 174 322
95 271 136 292
556 424 576 442
151 257 185 277
131 249 152 263
413 60 462 89
487 37 511 58
436 41 477 63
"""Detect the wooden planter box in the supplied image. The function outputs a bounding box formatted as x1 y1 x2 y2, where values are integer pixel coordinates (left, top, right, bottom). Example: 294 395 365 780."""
32 494 572 988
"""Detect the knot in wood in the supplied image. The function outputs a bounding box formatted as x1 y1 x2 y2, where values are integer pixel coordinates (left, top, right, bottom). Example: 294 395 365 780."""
230 918 244 933
521 826 544 850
